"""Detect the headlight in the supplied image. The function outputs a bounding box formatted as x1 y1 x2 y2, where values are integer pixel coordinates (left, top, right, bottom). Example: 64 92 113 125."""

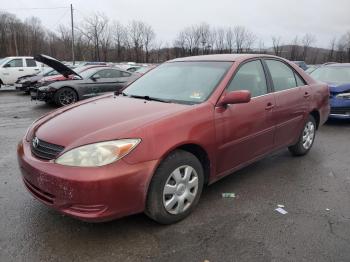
336 92 350 99
55 139 141 167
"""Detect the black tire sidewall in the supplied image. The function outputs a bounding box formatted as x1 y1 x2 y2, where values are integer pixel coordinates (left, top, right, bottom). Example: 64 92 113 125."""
146 150 204 224
289 115 316 156
54 87 77 106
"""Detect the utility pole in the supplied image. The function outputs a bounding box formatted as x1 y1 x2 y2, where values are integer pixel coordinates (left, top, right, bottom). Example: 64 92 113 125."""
70 4 75 65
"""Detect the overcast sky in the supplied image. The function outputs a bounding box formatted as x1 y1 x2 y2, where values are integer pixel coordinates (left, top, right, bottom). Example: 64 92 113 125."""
1 0 350 48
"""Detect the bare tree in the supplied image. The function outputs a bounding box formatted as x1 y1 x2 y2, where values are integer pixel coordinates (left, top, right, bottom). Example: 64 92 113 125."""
78 13 109 61
142 24 155 63
290 36 299 60
302 33 316 62
225 27 234 53
272 36 284 56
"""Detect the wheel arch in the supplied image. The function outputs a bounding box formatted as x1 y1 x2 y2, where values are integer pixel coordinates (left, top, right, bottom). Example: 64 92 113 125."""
154 143 212 186
310 109 320 129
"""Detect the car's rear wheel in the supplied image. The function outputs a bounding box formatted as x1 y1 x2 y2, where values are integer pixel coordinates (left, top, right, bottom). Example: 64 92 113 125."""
54 87 77 107
288 115 316 156
145 150 204 224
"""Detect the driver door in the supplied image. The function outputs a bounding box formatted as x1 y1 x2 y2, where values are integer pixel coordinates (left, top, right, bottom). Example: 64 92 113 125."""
215 59 276 176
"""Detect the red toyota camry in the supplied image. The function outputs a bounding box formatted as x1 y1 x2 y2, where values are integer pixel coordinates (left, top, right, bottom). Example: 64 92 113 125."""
17 54 330 224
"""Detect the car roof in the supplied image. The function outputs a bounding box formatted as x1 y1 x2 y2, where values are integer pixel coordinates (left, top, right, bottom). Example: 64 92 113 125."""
169 54 278 62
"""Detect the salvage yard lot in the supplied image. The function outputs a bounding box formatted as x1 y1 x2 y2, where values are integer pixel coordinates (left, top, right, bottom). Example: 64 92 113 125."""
0 91 350 262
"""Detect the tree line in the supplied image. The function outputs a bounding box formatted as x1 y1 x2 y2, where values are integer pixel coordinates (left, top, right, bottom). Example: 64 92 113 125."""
1 11 350 64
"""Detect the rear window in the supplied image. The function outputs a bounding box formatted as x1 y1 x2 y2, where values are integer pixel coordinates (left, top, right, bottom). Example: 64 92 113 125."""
26 59 37 67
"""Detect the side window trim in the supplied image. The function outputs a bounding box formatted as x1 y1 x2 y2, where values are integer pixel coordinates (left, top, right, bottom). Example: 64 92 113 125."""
224 58 271 98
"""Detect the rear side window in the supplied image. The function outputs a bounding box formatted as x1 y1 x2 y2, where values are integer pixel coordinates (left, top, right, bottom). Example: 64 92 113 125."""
26 59 37 67
265 60 297 91
4 59 23 68
227 60 268 98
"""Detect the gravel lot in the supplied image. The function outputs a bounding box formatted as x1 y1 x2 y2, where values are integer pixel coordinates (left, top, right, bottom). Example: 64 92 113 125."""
0 91 349 262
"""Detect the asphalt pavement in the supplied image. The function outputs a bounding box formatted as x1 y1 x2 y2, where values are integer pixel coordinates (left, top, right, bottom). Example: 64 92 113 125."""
0 91 349 262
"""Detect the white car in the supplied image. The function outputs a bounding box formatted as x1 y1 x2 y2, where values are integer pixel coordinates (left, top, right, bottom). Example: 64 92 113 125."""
0 56 41 87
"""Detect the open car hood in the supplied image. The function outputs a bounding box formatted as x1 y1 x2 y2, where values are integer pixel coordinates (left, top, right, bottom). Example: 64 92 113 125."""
34 54 81 78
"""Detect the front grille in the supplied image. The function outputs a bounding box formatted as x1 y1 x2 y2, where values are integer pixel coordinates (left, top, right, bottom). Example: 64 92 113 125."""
31 137 64 160
330 107 350 115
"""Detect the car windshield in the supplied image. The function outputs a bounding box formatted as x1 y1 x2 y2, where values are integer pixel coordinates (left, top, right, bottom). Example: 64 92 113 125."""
123 61 232 104
311 66 350 84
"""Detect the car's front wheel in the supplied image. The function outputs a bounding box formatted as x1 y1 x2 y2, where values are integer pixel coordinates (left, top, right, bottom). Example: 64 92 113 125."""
54 87 78 107
145 150 204 224
289 115 316 156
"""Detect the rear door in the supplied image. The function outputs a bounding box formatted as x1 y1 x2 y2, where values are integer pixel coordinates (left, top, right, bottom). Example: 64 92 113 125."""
263 59 308 147
215 59 276 175
24 58 40 75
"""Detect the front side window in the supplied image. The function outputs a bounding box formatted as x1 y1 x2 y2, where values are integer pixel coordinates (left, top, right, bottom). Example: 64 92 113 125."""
265 60 297 92
26 59 36 67
4 59 23 68
124 61 232 104
227 60 268 97
93 69 122 78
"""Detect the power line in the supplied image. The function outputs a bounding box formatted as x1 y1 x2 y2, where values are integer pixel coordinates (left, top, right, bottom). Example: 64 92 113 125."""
0 6 68 11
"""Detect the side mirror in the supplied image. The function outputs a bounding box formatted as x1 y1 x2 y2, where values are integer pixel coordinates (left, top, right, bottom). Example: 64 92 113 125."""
217 90 251 106
3 64 10 68
91 75 100 81
72 75 81 80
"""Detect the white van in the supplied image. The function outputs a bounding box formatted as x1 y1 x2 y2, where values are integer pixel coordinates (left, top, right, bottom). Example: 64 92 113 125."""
0 56 42 87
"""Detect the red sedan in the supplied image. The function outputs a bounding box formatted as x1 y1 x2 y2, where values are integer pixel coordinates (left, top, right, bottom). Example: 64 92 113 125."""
17 54 330 224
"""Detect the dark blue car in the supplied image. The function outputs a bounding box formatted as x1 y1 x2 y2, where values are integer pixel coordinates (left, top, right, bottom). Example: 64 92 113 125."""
310 63 350 120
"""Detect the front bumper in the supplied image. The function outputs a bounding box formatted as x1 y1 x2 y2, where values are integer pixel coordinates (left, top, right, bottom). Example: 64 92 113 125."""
30 89 54 102
17 139 158 222
329 97 350 119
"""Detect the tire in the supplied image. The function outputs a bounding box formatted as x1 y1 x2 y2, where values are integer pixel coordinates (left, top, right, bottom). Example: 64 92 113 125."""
145 150 204 224
54 87 78 107
288 115 316 156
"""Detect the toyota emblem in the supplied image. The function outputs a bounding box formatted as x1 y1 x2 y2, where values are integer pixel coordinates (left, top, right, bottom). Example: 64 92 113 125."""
32 137 39 148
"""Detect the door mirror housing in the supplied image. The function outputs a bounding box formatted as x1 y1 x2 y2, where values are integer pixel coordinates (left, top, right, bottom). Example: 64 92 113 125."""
217 90 251 106
91 75 100 81
3 64 10 68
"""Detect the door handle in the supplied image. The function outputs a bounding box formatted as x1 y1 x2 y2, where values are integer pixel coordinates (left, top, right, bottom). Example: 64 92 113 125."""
265 103 274 110
18 69 24 71
304 92 310 98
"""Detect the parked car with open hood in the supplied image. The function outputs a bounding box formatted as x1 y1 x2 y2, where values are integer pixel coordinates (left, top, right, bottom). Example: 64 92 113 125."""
31 54 137 106
15 67 62 93
310 63 350 119
18 54 330 224
0 56 41 87
32 64 109 91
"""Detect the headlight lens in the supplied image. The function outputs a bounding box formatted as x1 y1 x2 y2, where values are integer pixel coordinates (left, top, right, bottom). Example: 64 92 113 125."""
336 92 350 99
55 139 141 167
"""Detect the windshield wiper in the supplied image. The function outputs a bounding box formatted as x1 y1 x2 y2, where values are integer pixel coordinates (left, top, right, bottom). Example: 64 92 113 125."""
124 94 171 103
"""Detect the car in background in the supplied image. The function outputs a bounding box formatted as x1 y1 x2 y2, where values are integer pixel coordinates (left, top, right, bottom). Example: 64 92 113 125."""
31 55 137 106
305 65 319 74
15 67 59 93
310 63 350 119
133 65 157 76
18 54 330 224
31 63 109 92
0 56 41 87
292 61 308 71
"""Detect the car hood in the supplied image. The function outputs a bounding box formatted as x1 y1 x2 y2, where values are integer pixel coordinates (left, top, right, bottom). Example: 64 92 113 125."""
35 95 190 150
21 75 42 83
34 54 80 78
